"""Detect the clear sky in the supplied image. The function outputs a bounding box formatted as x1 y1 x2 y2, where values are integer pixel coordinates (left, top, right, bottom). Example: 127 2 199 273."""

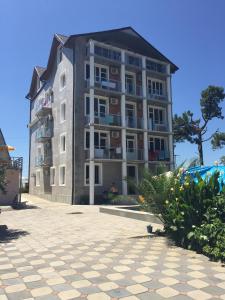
0 0 225 176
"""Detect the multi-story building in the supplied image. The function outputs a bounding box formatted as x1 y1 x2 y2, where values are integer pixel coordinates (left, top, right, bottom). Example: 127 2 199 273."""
26 27 178 204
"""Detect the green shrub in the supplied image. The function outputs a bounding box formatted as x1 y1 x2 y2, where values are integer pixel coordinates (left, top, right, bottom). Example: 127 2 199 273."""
138 168 225 262
0 165 7 193
108 194 138 205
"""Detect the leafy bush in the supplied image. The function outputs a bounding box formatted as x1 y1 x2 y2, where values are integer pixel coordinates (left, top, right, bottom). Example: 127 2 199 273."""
108 194 138 205
0 165 7 193
138 168 225 262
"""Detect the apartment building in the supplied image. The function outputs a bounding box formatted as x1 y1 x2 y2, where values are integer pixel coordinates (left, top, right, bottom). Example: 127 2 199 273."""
26 27 178 204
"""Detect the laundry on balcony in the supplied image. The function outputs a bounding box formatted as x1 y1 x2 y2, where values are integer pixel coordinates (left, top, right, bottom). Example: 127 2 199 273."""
101 80 116 89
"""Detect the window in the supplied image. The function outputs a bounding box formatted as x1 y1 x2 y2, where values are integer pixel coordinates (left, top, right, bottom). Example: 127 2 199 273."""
60 73 66 89
147 79 164 96
85 131 108 149
85 63 108 82
60 134 66 153
59 165 66 186
94 45 121 61
125 73 135 94
146 60 166 73
85 163 102 185
60 102 66 122
50 167 56 186
148 107 165 125
148 137 165 152
58 47 63 63
36 170 41 187
126 135 136 152
85 95 108 117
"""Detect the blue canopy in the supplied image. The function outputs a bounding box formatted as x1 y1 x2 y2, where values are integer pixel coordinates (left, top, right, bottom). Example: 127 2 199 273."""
184 166 225 189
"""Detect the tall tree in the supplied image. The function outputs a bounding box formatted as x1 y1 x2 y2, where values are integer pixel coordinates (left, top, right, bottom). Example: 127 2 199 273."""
173 86 225 165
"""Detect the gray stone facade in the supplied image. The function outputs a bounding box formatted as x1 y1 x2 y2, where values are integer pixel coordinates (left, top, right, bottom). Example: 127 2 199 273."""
27 27 178 204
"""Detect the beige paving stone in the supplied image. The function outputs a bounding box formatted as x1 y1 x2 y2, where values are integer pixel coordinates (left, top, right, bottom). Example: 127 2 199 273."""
217 281 225 289
113 265 131 272
187 279 209 288
46 277 66 285
119 259 134 265
214 273 225 280
50 260 65 267
70 262 86 269
107 273 125 281
141 260 157 267
0 264 13 270
188 264 205 271
126 284 148 294
137 267 155 274
132 275 152 283
60 255 74 261
120 297 139 300
87 292 110 300
17 266 33 272
58 289 81 300
11 258 26 264
1 272 19 279
187 271 206 279
98 281 119 291
162 269 179 276
0 295 8 300
30 259 45 265
23 274 42 283
159 277 179 286
71 280 91 288
38 267 55 274
144 255 158 260
83 271 101 278
5 284 26 293
165 257 180 262
99 258 113 264
59 269 77 276
91 264 107 270
42 254 56 259
87 251 99 256
105 253 118 258
31 286 53 297
163 262 179 269
156 286 179 298
187 290 212 300
94 247 106 252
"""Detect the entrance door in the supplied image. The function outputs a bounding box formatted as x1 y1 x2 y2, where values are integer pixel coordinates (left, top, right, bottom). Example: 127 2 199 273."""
127 165 137 194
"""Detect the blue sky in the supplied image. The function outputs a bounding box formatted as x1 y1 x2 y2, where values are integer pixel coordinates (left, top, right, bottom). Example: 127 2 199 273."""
0 0 225 176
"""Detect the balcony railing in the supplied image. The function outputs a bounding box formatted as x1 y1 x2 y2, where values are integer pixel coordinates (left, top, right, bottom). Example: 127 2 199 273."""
148 150 170 161
125 84 143 97
85 114 121 126
35 155 52 167
86 79 121 93
147 92 167 101
35 98 52 117
0 157 23 170
146 60 167 74
85 147 122 160
125 54 142 68
127 148 144 161
126 117 143 129
35 127 52 142
93 45 121 62
147 120 168 132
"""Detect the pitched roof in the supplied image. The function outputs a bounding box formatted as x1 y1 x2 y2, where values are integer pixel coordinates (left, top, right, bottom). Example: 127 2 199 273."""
27 27 178 99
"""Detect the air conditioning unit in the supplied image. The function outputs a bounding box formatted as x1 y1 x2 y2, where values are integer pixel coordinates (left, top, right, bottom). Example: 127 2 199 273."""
110 66 119 75
112 131 120 138
110 97 118 105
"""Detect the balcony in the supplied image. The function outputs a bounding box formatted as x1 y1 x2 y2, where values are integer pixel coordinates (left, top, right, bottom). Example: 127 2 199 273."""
125 84 142 97
35 98 52 117
93 45 121 63
85 114 121 126
35 155 52 167
126 117 143 129
0 157 23 170
148 150 170 161
86 79 121 93
125 54 142 68
147 91 167 101
127 148 144 161
85 147 122 160
147 120 168 132
146 59 167 74
35 127 52 142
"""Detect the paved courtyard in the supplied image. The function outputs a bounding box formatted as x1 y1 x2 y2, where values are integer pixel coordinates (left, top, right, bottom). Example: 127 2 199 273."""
0 194 224 300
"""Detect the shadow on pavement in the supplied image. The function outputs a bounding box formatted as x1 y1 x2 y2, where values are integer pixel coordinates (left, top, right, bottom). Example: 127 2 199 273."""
0 225 29 243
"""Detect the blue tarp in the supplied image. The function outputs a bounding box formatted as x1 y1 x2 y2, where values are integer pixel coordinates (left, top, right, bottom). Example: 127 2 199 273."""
184 166 225 189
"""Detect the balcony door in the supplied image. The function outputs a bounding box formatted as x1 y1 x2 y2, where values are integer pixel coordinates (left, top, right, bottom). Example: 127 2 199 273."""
126 134 137 160
126 103 136 128
148 106 166 130
85 96 108 118
127 165 137 194
148 137 167 161
125 73 135 95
